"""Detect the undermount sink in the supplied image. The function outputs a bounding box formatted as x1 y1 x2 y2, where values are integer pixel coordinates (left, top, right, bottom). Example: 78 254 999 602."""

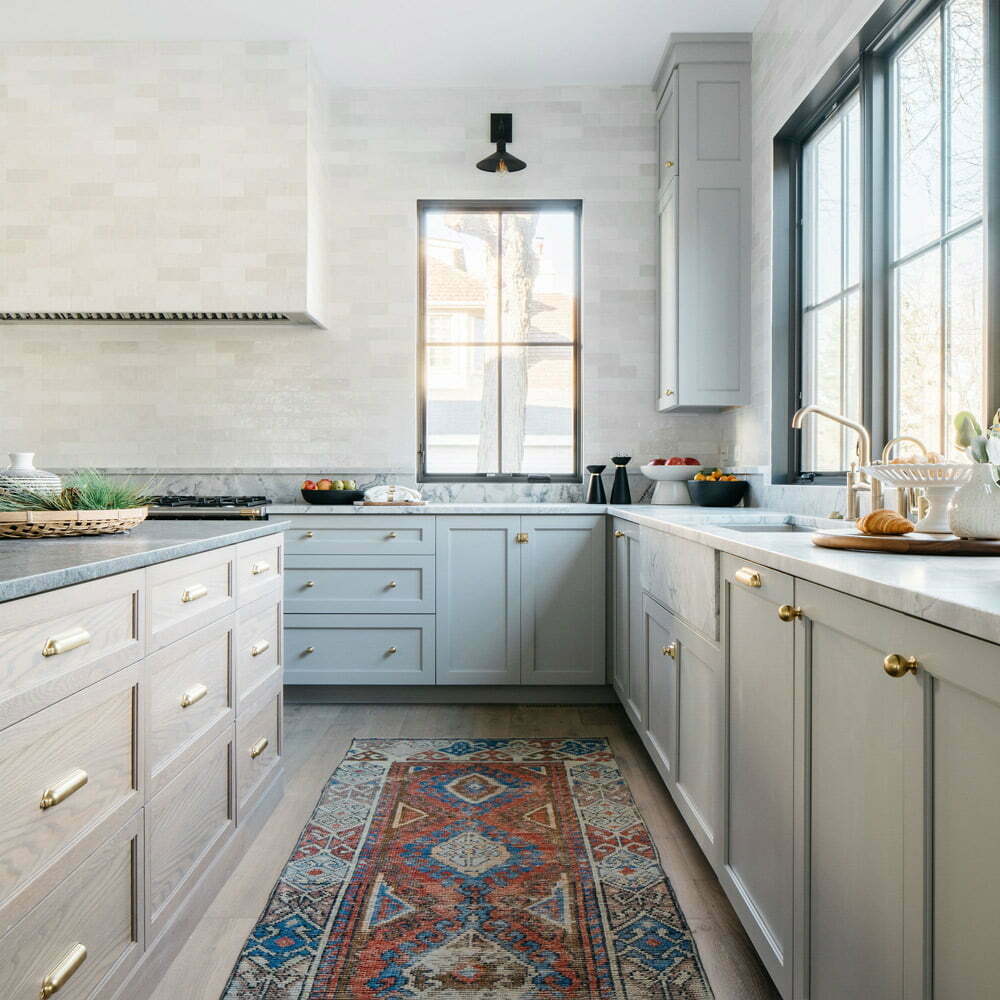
725 523 815 533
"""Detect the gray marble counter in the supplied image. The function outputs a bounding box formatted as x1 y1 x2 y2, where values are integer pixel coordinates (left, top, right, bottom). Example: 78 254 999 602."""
607 506 1000 645
268 503 608 515
0 520 288 603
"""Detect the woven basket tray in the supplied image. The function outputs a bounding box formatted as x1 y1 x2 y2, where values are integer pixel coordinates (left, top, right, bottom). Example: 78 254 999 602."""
0 507 148 539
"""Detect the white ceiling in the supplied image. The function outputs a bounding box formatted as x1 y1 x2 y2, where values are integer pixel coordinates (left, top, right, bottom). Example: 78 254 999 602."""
0 0 767 86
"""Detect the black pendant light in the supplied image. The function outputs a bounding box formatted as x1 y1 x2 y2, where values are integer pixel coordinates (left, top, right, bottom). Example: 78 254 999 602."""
476 113 526 174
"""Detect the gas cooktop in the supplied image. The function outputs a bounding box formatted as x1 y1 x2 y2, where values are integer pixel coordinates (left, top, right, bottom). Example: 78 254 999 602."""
148 495 271 519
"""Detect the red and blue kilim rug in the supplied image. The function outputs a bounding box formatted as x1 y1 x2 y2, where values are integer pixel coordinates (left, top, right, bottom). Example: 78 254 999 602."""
222 738 714 999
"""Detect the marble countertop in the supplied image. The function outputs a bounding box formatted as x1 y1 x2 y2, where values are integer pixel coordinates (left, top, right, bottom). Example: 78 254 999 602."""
268 503 609 514
0 519 288 603
607 506 1000 645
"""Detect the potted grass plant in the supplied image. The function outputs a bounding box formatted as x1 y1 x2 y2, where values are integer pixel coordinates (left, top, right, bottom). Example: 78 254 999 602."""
0 470 155 538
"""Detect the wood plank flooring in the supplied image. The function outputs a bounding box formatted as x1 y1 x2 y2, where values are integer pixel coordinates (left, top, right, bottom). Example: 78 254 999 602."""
149 702 780 1000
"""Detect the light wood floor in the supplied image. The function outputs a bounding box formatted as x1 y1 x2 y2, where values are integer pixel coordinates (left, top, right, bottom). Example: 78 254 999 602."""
150 702 780 1000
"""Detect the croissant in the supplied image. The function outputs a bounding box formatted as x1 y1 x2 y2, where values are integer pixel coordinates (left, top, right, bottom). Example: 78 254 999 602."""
856 509 915 535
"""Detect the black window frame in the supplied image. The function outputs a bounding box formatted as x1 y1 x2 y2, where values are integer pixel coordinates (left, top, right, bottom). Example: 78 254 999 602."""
416 199 583 484
772 0 1000 485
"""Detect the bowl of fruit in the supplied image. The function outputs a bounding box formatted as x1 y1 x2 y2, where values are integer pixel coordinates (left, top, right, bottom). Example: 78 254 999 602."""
640 457 703 504
300 478 365 505
686 469 748 507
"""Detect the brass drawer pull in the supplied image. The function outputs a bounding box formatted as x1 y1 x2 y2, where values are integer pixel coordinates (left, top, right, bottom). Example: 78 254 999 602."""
614 530 625 538
304 580 315 588
387 531 398 539
249 737 269 759
39 769 88 811
304 531 314 538
515 532 529 544
180 683 208 708
181 583 208 604
662 643 677 659
41 627 91 658
41 943 87 997
387 580 398 589
250 639 270 657
883 653 918 678
663 388 675 397
387 646 398 655
777 605 802 622
250 560 271 576
664 159 675 167
303 646 315 655
734 567 762 588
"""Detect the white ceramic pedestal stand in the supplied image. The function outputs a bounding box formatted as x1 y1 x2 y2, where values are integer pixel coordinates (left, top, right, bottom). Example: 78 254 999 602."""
640 464 705 505
864 463 975 533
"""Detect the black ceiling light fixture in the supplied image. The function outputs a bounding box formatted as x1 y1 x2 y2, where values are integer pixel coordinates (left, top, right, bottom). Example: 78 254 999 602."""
476 113 526 174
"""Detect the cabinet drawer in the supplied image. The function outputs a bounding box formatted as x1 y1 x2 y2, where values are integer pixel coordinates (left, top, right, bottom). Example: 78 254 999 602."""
145 616 234 796
145 727 233 939
0 570 143 731
284 556 435 614
236 534 283 606
0 665 139 934
284 516 434 555
146 546 236 651
641 528 718 641
284 614 435 685
0 812 142 1000
235 680 282 821
236 594 281 708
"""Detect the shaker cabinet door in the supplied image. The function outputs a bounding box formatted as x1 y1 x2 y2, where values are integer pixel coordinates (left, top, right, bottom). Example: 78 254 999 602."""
435 517 521 685
520 516 605 685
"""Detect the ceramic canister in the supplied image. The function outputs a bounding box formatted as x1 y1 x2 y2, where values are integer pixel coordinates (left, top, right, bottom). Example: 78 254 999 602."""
949 463 1000 539
0 452 63 494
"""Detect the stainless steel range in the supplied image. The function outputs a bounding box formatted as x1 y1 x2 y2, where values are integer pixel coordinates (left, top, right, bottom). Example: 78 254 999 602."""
148 495 271 520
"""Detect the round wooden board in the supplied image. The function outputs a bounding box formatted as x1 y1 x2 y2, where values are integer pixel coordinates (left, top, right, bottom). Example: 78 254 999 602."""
812 531 1000 555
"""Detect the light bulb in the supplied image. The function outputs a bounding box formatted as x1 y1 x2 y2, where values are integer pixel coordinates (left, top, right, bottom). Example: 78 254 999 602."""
496 159 508 174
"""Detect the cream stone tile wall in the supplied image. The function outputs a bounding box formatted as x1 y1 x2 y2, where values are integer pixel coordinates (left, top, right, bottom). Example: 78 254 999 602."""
0 49 723 483
730 0 883 511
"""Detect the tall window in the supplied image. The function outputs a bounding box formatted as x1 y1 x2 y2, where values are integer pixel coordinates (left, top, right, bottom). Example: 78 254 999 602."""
775 0 990 482
801 94 862 472
418 201 581 481
891 0 985 455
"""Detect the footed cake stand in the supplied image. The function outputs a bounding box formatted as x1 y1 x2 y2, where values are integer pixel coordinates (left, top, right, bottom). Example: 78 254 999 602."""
640 464 705 504
864 463 975 533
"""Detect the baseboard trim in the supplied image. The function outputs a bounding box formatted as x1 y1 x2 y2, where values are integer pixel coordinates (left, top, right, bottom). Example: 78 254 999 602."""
283 684 617 705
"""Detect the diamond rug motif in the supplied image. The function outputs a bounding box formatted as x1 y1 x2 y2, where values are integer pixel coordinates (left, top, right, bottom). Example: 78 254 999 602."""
222 738 714 999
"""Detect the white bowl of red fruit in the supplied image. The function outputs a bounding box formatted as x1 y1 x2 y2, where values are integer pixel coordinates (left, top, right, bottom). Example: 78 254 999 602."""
640 457 704 504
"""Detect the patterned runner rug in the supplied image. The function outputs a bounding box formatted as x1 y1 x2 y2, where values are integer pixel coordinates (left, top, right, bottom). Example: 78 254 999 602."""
222 738 714 999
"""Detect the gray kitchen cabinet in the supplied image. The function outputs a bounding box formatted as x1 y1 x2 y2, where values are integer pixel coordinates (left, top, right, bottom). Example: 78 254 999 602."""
611 519 644 725
520 516 606 685
643 594 678 788
436 515 605 686
793 581 927 1000
719 555 795 998
654 38 750 411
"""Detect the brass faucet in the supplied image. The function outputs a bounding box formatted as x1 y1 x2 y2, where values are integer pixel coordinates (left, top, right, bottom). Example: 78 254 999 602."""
791 406 883 520
880 435 930 521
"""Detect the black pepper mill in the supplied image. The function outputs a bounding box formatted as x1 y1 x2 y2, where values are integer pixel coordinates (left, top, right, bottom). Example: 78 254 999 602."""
585 465 607 503
610 455 632 504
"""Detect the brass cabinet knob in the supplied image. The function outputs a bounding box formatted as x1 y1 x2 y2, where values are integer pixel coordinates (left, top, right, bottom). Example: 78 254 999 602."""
663 389 675 397
387 580 397 589
304 580 315 588
735 567 762 588
387 531 398 539
664 160 674 167
515 532 529 544
41 943 87 997
304 531 314 538
303 646 315 655
883 653 919 678
614 530 625 538
387 646 398 655
777 605 802 622
662 643 677 659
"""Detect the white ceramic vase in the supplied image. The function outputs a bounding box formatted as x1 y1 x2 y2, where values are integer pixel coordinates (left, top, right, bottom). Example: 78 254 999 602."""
0 452 63 495
948 464 1000 539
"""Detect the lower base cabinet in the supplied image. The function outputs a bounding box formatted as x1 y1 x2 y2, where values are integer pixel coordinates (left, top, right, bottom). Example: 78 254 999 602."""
611 519 644 725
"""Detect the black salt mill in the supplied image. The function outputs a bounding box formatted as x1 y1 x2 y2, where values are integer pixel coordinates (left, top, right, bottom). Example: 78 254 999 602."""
585 465 607 503
610 455 632 504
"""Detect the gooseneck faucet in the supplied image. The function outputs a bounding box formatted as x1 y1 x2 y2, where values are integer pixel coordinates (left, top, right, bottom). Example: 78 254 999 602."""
791 405 883 519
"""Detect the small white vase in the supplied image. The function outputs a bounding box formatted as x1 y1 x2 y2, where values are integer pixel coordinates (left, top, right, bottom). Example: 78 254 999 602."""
0 452 63 495
948 464 1000 539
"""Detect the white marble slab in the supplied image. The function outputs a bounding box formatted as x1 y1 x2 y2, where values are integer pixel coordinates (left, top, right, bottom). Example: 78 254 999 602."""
268 503 609 515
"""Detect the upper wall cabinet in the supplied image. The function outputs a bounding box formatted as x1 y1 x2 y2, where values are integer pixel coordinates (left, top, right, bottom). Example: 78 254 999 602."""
653 36 751 411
